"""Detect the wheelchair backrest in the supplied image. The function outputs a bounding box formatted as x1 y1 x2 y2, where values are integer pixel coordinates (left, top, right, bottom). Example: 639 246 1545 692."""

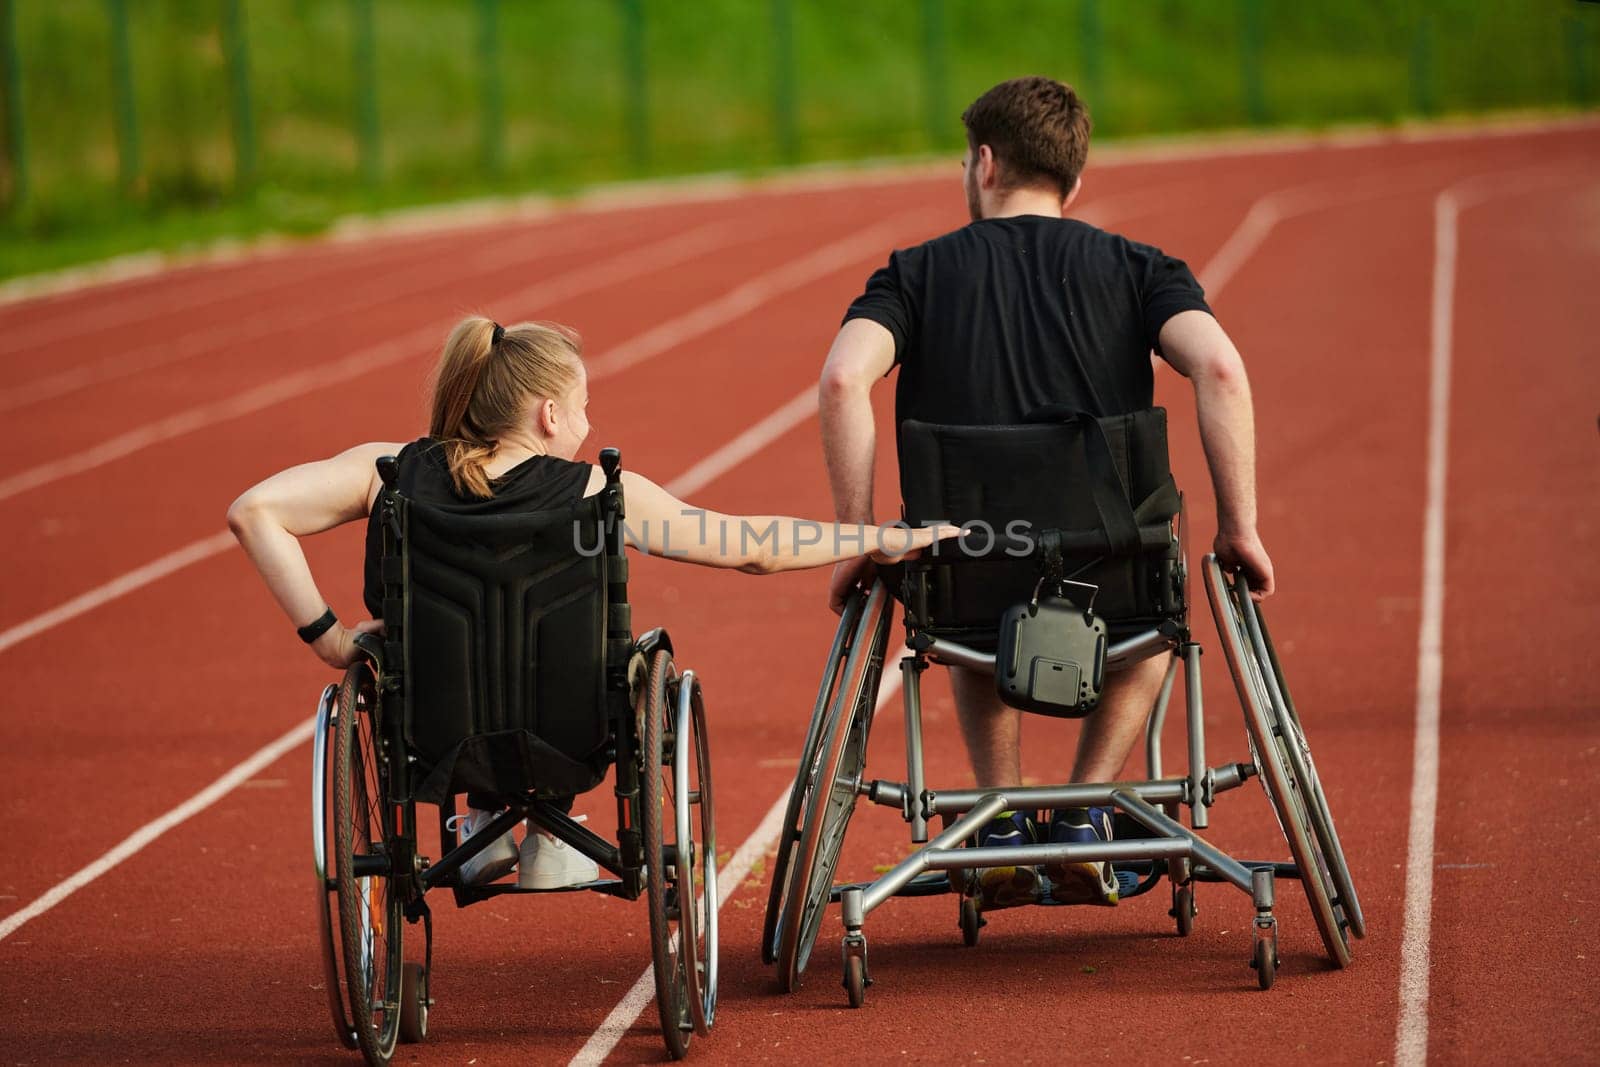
895 409 1183 643
376 454 631 804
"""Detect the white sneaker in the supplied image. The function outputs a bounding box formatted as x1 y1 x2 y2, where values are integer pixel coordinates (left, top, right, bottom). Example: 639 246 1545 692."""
518 816 600 889
444 808 518 885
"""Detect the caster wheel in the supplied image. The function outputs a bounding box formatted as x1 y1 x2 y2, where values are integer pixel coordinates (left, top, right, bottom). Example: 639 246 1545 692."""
399 961 429 1043
843 953 867 1008
1252 935 1277 991
1171 884 1195 937
959 897 984 947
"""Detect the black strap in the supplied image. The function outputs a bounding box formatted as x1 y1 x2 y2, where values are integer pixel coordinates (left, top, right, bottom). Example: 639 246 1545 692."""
1027 407 1140 556
297 607 338 644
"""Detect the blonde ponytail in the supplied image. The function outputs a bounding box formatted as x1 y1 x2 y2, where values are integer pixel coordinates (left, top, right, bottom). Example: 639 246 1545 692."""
429 316 583 498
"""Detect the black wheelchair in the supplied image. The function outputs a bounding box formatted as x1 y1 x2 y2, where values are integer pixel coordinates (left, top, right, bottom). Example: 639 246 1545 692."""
310 448 717 1063
763 410 1364 1002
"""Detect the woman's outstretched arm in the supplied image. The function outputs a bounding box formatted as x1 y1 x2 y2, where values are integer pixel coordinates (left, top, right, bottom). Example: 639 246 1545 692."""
227 442 400 668
617 470 956 573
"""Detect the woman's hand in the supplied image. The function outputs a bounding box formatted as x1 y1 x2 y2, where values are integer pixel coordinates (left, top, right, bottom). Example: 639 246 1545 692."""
311 618 387 670
868 523 962 565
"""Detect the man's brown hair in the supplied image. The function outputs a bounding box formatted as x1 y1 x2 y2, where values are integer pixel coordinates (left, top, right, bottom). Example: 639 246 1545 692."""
961 76 1092 196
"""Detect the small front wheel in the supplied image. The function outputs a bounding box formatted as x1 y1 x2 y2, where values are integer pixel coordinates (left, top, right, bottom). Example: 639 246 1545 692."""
1172 883 1195 937
843 953 867 1008
398 962 428 1044
959 897 983 947
1253 931 1278 990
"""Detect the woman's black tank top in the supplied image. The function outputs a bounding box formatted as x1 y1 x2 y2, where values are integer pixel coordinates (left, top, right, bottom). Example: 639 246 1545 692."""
362 438 593 618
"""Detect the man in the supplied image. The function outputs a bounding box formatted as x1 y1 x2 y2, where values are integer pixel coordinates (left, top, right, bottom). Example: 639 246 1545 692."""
818 76 1274 908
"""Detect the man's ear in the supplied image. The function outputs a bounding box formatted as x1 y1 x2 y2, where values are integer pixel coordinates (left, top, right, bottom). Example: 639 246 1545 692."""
977 143 999 189
1062 175 1084 211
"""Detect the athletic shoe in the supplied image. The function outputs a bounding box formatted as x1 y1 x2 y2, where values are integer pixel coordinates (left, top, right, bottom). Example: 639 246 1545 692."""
519 815 600 889
1044 806 1120 906
974 810 1041 911
444 808 518 885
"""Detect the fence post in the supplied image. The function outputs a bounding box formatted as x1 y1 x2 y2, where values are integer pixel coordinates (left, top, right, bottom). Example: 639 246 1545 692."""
0 0 24 210
1410 13 1435 117
619 0 649 170
1240 0 1266 124
771 0 797 161
921 0 947 147
107 0 142 196
478 0 503 176
1078 0 1104 125
1569 14 1594 108
222 0 256 189
351 0 380 185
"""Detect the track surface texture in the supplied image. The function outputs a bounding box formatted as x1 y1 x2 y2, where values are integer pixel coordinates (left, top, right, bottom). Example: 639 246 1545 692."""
1 121 1597 1066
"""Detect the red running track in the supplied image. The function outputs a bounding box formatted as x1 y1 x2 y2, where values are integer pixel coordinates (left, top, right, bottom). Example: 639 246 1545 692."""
0 121 1596 1066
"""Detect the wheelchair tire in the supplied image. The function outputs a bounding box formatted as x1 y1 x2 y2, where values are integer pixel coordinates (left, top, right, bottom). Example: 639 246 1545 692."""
761 592 865 965
312 683 360 1050
333 661 406 1065
1249 599 1366 941
774 582 894 993
1203 556 1354 969
640 648 693 1061
672 670 718 1037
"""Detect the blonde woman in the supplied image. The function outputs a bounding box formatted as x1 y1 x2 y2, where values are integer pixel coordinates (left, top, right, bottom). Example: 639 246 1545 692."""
229 316 951 890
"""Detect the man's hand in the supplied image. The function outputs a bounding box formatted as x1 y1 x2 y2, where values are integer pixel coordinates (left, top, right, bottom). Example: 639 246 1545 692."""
312 618 387 670
1213 528 1275 600
828 556 876 615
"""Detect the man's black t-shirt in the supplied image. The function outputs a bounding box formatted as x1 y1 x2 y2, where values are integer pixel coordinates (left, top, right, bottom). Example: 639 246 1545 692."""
843 215 1211 438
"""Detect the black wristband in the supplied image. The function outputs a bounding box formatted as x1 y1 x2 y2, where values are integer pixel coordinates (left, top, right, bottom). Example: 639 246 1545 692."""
297 608 338 644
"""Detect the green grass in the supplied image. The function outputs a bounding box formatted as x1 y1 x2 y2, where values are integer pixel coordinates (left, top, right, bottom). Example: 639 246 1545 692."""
0 0 1594 282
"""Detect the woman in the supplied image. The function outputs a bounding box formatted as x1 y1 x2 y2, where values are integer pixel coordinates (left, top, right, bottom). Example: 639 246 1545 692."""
229 316 950 890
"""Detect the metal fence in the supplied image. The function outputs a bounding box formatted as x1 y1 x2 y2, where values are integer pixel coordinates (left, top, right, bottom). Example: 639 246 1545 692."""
0 0 1595 218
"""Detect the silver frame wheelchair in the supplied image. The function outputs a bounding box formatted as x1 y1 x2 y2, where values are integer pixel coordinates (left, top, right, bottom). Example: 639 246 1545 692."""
310 448 717 1063
762 414 1364 1004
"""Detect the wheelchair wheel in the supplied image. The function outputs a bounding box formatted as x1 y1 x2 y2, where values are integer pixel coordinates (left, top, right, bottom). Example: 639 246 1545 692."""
640 648 693 1060
774 581 894 992
312 683 360 1050
761 592 865 965
1249 599 1366 941
672 670 718 1037
333 661 406 1065
1203 556 1355 968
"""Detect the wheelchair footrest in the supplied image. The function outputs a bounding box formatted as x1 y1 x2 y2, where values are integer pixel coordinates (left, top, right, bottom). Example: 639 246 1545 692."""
452 878 632 905
829 871 951 903
1191 861 1298 883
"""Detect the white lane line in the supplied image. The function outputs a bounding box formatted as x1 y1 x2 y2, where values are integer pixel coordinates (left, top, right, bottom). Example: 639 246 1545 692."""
1393 163 1591 1067
667 388 818 499
0 715 314 942
0 209 931 504
0 387 887 941
0 531 236 655
1394 185 1457 1067
569 666 905 1067
0 215 654 414
587 208 931 381
0 222 732 500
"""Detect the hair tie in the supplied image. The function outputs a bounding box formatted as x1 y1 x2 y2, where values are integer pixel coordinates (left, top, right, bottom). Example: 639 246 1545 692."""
490 322 505 346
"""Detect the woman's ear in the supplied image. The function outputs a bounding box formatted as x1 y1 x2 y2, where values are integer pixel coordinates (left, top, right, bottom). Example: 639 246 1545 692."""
536 397 559 437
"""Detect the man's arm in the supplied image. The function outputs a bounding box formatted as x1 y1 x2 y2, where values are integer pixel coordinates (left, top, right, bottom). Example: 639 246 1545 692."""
820 319 897 522
1157 309 1275 597
818 318 898 610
